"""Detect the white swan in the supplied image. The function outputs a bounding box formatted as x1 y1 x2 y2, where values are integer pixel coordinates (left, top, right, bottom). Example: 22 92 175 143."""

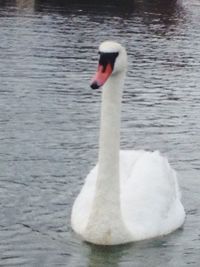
71 41 185 245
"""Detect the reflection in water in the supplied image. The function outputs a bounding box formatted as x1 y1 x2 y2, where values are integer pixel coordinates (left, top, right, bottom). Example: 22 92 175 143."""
138 0 184 34
0 0 200 266
86 233 183 267
1 0 184 32
33 0 183 35
34 0 181 17
16 0 35 9
87 244 127 267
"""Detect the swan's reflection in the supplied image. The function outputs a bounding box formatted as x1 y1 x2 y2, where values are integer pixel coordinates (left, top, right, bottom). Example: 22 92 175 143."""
85 229 184 267
86 243 130 267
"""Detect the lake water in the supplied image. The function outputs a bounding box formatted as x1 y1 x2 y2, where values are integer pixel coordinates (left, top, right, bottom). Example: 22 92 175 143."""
0 0 200 266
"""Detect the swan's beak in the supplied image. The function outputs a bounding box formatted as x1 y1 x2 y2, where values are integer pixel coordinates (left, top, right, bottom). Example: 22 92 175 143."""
90 64 113 89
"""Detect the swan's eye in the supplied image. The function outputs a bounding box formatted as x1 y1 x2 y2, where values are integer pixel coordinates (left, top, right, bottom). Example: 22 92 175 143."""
98 52 119 72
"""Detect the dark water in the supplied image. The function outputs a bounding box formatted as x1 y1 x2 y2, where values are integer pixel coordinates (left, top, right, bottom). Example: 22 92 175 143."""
0 0 200 266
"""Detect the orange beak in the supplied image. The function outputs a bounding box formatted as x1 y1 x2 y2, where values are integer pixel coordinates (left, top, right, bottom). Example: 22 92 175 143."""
90 63 113 89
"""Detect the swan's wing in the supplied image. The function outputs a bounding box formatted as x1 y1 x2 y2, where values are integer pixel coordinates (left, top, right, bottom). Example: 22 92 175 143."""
71 165 98 234
120 150 185 238
119 150 146 184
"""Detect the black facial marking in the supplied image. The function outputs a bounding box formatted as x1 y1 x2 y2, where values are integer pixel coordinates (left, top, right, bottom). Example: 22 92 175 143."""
98 52 119 72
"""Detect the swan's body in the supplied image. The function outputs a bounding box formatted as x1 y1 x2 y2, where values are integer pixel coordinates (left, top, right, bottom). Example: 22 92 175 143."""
71 41 185 245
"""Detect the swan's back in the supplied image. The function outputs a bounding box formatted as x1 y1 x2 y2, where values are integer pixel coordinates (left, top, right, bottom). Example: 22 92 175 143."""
71 150 185 242
120 150 185 240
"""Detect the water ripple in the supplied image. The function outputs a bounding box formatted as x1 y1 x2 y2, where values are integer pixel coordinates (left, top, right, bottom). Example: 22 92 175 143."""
0 0 200 266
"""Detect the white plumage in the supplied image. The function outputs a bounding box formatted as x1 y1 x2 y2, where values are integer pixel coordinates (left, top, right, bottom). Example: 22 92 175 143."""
71 41 185 245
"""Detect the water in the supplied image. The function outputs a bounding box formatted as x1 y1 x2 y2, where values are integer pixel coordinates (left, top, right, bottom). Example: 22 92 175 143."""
0 0 200 266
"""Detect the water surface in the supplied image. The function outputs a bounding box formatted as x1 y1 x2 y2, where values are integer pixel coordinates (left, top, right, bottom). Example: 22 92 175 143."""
0 0 200 266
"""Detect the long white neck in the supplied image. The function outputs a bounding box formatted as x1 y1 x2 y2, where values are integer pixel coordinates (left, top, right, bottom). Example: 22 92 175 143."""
85 71 128 244
96 71 124 203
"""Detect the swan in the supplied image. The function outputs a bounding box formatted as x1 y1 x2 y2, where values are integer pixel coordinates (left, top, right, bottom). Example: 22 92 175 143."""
71 41 185 245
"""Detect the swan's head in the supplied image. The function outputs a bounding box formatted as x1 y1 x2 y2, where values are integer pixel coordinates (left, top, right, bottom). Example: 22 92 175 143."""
90 41 127 89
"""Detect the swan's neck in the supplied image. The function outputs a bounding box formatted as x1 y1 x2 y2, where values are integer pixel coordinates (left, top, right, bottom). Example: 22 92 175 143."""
85 71 128 244
97 72 124 202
